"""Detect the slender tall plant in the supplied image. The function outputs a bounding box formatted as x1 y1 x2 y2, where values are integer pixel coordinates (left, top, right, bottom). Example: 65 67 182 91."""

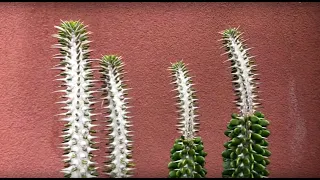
100 55 134 178
220 28 271 178
168 61 207 178
52 20 98 178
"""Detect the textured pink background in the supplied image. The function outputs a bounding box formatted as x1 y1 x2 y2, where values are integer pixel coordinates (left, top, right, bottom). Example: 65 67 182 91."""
0 2 319 178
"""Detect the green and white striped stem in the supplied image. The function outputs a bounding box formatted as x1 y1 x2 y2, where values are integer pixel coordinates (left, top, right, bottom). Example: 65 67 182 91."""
168 61 207 178
100 55 134 178
52 20 98 178
220 28 271 178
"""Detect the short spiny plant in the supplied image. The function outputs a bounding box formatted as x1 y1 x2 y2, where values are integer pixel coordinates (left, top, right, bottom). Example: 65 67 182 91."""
168 61 207 178
52 20 98 178
100 55 134 178
220 28 271 178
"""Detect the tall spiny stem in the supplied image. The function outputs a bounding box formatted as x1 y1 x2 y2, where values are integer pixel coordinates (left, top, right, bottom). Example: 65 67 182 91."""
171 61 199 140
220 28 271 178
52 20 98 178
100 55 134 178
221 28 260 117
168 61 207 178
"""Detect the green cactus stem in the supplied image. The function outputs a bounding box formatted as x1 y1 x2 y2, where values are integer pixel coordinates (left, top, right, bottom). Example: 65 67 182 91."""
220 28 271 178
168 61 207 178
100 55 134 178
52 20 98 178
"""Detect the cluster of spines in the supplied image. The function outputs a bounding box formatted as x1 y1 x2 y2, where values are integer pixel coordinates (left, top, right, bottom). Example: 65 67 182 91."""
220 27 261 117
220 28 270 178
52 20 98 178
100 55 134 178
168 61 207 178
169 61 199 140
222 112 270 178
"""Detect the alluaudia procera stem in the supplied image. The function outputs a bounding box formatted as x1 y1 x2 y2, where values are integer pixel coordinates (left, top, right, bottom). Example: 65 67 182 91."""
100 55 134 178
168 61 207 178
220 28 271 178
52 20 98 178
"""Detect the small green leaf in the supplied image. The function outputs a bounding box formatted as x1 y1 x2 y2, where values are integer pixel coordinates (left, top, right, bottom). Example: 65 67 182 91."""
172 152 181 161
196 145 204 152
264 149 271 157
196 156 205 165
233 127 241 136
189 149 196 156
168 162 178 169
194 137 201 144
173 143 184 151
252 144 264 154
259 119 270 127
230 119 240 126
231 113 238 119
251 133 263 141
251 124 263 132
250 115 260 123
200 151 208 157
222 149 232 158
260 130 270 137
253 153 264 162
231 138 241 146
254 111 265 118
169 170 177 178
254 163 265 173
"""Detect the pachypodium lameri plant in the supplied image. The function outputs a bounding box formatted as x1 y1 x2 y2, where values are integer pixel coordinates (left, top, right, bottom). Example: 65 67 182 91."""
220 28 271 178
52 20 98 178
168 61 207 178
100 55 134 178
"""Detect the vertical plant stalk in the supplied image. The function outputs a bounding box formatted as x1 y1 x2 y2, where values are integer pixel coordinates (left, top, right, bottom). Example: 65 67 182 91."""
221 28 271 178
52 20 98 178
168 61 207 178
100 55 134 178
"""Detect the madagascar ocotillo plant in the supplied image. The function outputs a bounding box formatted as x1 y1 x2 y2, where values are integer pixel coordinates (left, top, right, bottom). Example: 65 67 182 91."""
100 55 134 178
168 61 207 178
220 28 271 178
52 20 98 178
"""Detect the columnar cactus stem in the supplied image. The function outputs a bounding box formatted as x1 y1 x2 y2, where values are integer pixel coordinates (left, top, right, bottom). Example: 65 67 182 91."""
168 61 207 178
220 28 271 178
100 55 134 178
52 20 98 178
222 28 260 117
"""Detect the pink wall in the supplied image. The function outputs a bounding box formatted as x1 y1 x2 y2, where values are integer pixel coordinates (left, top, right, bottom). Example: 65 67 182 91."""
0 2 319 178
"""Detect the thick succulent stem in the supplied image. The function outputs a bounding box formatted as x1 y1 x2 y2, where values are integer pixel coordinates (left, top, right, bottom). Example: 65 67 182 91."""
52 20 98 178
221 28 270 178
168 61 207 178
100 55 134 178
